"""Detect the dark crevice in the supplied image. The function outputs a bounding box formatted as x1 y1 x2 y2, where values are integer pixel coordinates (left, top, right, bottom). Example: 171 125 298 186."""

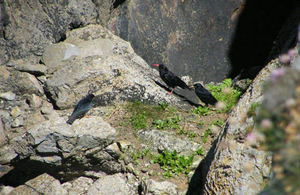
68 21 83 30
57 32 66 42
228 0 300 79
186 123 229 195
43 86 59 110
113 0 126 9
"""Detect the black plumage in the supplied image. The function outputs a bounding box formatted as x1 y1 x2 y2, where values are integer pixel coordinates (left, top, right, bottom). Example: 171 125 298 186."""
152 64 191 94
66 94 95 124
194 83 217 106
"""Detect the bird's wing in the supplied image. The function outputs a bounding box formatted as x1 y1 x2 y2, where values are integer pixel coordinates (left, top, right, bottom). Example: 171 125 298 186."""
174 76 190 89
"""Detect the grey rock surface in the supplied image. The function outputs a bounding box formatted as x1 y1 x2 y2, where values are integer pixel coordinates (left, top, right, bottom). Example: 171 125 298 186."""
146 179 178 195
137 129 201 155
188 60 281 194
0 0 98 64
43 24 189 109
87 173 137 195
9 173 67 195
109 0 241 82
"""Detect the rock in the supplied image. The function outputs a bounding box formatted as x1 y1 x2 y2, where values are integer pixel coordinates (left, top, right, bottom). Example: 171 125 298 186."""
43 24 189 109
187 60 281 194
0 145 18 164
0 91 16 101
9 173 67 195
11 116 24 128
87 173 136 195
62 176 93 195
10 106 22 118
0 185 14 195
137 129 201 155
12 59 47 75
145 179 178 195
109 0 241 82
1 0 98 62
26 94 43 108
0 120 7 146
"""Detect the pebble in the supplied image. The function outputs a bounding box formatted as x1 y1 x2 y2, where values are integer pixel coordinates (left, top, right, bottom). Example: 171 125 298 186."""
0 91 16 101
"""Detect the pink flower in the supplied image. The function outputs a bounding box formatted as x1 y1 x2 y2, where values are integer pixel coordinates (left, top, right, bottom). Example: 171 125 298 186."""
271 68 285 81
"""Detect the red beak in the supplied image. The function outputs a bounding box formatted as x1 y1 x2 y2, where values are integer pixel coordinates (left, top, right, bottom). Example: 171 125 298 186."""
152 64 159 67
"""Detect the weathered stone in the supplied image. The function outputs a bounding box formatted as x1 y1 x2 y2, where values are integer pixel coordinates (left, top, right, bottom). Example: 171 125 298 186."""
11 116 24 128
0 185 14 195
44 24 190 109
0 91 16 101
110 0 241 82
27 94 43 108
30 156 62 166
0 145 17 164
1 0 98 62
9 173 67 195
12 59 47 75
146 179 178 195
10 106 22 118
188 60 280 195
137 129 201 155
0 120 7 146
36 138 59 154
62 177 93 195
87 173 136 195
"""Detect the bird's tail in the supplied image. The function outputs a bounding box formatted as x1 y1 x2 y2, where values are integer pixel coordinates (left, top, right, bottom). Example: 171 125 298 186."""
66 116 76 125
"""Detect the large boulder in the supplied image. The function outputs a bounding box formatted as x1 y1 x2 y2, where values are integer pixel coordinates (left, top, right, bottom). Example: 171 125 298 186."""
108 0 241 82
187 59 282 194
43 24 190 109
0 0 100 64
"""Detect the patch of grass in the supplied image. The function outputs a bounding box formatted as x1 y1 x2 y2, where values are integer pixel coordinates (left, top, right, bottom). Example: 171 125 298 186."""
193 106 210 116
177 128 198 138
150 149 194 178
153 114 181 130
131 148 151 164
206 78 242 112
159 102 169 110
211 119 224 127
201 129 213 143
131 114 147 129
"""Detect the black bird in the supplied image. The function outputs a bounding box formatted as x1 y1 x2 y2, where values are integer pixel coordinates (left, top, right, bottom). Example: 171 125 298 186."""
152 64 191 95
66 93 95 124
194 83 217 106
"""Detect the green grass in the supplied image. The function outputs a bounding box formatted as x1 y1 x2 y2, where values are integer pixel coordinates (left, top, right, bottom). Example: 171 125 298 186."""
211 119 224 127
131 114 148 129
206 78 242 112
150 149 194 178
153 114 181 130
177 128 198 138
201 129 213 143
131 148 151 165
193 106 210 116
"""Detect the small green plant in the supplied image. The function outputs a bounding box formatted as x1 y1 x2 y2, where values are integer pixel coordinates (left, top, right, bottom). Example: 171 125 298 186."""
159 102 169 110
177 128 198 138
211 119 224 127
150 149 194 178
193 106 210 116
201 129 213 143
153 114 181 130
247 102 260 117
131 114 147 129
131 148 151 164
206 78 242 112
194 147 205 156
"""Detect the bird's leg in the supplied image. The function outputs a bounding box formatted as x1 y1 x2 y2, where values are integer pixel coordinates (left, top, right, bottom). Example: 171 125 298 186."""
168 88 174 95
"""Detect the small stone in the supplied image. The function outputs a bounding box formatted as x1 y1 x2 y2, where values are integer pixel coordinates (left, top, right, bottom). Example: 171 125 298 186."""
146 179 178 195
0 186 15 195
141 168 148 173
117 140 131 152
10 106 22 118
0 91 16 101
27 94 43 108
11 116 24 128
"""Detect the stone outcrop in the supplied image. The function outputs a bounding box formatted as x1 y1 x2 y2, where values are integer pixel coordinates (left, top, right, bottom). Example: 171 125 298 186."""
187 59 282 194
43 24 190 109
109 0 242 82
